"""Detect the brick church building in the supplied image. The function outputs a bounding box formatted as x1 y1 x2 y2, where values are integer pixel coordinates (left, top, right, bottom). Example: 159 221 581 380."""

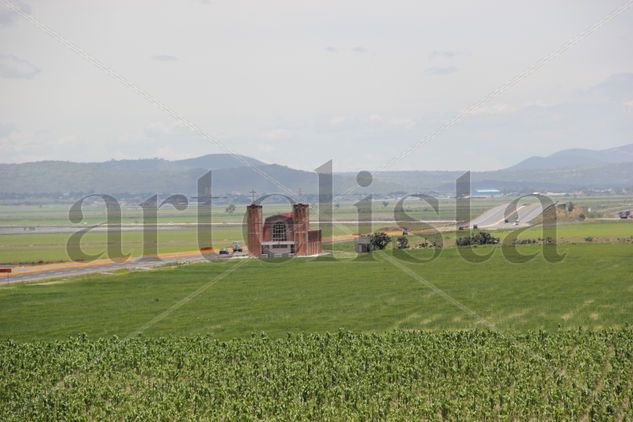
246 203 322 257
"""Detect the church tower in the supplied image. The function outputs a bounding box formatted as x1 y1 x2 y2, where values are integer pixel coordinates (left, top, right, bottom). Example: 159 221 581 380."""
293 203 309 256
246 204 263 256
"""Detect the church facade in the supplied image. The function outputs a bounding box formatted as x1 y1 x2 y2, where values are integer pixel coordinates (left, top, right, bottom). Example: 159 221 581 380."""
246 203 322 257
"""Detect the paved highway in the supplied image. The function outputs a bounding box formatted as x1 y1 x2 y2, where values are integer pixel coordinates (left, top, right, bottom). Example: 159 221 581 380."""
469 202 548 230
1 250 232 284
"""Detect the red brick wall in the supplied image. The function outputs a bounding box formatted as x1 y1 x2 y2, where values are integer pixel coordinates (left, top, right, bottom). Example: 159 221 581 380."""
307 229 322 255
246 204 263 256
293 203 309 256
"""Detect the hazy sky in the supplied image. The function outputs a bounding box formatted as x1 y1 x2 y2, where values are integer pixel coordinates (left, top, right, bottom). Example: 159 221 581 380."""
1 0 632 171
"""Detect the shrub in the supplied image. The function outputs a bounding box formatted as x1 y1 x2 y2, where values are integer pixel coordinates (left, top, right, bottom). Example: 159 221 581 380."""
396 236 409 249
456 231 500 247
512 239 538 245
369 232 391 250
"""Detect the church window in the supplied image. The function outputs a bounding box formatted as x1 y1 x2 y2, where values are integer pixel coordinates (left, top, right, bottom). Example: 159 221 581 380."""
272 221 287 241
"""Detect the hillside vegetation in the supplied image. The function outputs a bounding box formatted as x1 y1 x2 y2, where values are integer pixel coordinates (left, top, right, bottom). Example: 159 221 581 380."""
3 146 633 195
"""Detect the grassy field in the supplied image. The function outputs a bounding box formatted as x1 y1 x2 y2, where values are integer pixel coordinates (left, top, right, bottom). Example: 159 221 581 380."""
520 220 633 241
1 243 632 341
0 222 391 264
570 195 633 215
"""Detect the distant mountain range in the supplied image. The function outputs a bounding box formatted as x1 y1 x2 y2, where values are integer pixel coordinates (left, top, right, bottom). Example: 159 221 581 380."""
1 145 632 196
94 154 267 172
510 144 633 170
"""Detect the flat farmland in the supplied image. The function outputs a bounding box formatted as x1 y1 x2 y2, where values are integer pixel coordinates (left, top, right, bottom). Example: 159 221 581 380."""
1 243 632 341
0 198 507 226
2 220 633 420
2 218 632 265
0 222 392 264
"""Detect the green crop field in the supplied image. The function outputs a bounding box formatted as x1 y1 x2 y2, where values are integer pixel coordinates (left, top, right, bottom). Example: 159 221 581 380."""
2 201 633 419
2 242 633 418
2 330 632 420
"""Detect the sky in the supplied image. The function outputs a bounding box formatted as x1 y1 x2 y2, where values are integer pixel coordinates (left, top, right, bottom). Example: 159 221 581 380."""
1 0 632 171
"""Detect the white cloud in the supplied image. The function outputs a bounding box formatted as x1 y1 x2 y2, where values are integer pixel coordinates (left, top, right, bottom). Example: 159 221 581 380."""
56 135 82 146
0 0 30 26
352 46 368 53
0 129 63 162
0 123 13 138
368 114 384 124
258 144 275 153
428 50 469 60
264 128 292 140
0 54 40 79
329 115 348 126
368 115 415 129
331 114 416 130
429 50 457 59
388 117 416 129
466 103 517 115
1 2 632 170
324 46 368 54
151 54 179 62
424 66 457 76
145 120 197 139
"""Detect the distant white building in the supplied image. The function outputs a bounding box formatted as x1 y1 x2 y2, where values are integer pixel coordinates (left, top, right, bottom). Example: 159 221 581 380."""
473 189 502 198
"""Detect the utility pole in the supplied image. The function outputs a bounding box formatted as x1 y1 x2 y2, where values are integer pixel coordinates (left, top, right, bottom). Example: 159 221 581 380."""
249 189 257 203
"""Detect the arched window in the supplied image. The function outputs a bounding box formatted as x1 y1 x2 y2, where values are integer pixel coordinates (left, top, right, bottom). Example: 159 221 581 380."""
272 221 287 241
